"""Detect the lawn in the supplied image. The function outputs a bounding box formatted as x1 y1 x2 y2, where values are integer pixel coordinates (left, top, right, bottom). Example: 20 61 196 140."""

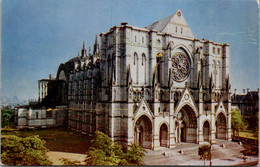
1 127 92 154
239 129 258 140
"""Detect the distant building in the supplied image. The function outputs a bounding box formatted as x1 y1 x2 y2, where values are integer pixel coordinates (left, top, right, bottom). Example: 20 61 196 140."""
14 73 68 129
231 89 259 129
14 106 67 129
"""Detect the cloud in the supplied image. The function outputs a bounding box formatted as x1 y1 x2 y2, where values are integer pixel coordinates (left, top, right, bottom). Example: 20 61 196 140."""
217 32 244 36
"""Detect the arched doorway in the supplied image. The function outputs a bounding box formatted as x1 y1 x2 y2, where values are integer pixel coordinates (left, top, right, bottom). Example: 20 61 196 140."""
216 112 226 139
176 105 197 143
160 123 168 147
134 115 152 149
203 121 210 142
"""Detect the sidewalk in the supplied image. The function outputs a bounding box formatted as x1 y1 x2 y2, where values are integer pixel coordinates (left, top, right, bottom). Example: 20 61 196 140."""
143 139 259 166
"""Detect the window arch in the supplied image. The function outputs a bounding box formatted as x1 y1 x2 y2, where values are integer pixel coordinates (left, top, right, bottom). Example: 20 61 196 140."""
142 53 146 84
133 52 139 84
142 53 146 66
200 58 204 85
213 60 217 87
134 52 138 65
217 61 221 88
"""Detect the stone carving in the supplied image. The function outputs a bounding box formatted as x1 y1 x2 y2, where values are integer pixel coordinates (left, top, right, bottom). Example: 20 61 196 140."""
171 52 191 82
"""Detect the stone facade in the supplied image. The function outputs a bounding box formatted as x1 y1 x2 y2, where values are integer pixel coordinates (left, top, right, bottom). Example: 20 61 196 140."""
54 10 232 149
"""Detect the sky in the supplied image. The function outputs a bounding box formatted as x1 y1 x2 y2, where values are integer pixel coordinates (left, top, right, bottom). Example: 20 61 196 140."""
1 0 259 101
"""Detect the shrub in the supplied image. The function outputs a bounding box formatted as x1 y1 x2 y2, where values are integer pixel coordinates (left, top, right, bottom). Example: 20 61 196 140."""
60 158 82 166
84 131 146 166
1 106 15 128
1 135 52 166
198 144 211 166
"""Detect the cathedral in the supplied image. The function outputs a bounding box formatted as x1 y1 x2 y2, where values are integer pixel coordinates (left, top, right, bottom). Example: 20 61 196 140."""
40 9 232 150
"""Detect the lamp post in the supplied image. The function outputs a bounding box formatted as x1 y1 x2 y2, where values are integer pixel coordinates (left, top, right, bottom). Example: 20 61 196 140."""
210 140 212 166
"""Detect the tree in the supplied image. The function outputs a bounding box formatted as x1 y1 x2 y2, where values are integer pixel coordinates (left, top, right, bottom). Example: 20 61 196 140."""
1 106 15 128
84 131 146 166
253 111 259 140
60 158 81 166
198 144 211 166
231 108 246 136
1 135 52 166
122 143 146 165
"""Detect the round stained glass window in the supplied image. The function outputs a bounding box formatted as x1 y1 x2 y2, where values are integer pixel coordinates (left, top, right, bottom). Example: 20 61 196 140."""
171 52 191 82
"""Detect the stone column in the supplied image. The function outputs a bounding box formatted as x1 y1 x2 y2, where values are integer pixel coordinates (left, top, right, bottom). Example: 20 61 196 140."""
198 116 203 144
169 90 175 148
210 115 216 144
153 117 160 150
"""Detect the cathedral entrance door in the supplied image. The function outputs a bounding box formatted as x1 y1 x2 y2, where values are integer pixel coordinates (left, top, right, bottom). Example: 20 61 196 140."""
216 113 226 139
134 115 152 149
203 121 210 142
138 127 143 146
178 105 197 143
159 123 168 147
181 121 186 142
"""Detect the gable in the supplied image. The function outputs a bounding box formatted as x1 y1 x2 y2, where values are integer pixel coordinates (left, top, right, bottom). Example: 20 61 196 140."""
215 101 227 117
174 88 199 116
145 10 194 39
134 98 154 122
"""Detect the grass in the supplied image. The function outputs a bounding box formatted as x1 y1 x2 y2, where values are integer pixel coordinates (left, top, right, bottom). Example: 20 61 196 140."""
239 129 258 140
1 127 92 154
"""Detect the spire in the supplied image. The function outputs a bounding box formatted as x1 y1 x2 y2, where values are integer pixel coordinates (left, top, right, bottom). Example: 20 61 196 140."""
89 47 91 56
81 41 86 58
93 34 99 55
95 34 98 44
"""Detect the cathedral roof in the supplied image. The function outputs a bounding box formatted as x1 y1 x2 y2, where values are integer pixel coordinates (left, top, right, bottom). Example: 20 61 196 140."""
145 9 194 39
66 56 80 64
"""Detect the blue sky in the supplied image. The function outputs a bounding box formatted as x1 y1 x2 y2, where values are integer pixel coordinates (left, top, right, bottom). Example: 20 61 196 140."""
1 0 259 100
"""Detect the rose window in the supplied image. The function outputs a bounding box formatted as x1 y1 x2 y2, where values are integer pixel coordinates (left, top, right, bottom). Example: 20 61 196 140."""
171 52 191 82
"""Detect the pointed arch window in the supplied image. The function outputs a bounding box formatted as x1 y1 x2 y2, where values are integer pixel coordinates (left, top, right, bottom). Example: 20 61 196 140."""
213 60 217 87
157 55 162 83
133 53 139 83
142 53 146 66
134 52 138 65
142 53 146 84
217 61 221 88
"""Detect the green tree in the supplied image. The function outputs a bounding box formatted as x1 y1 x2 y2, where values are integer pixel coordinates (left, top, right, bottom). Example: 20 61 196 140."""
253 111 259 139
198 144 211 166
1 135 52 166
1 106 15 128
231 108 246 136
60 158 82 166
122 143 146 165
84 131 146 166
